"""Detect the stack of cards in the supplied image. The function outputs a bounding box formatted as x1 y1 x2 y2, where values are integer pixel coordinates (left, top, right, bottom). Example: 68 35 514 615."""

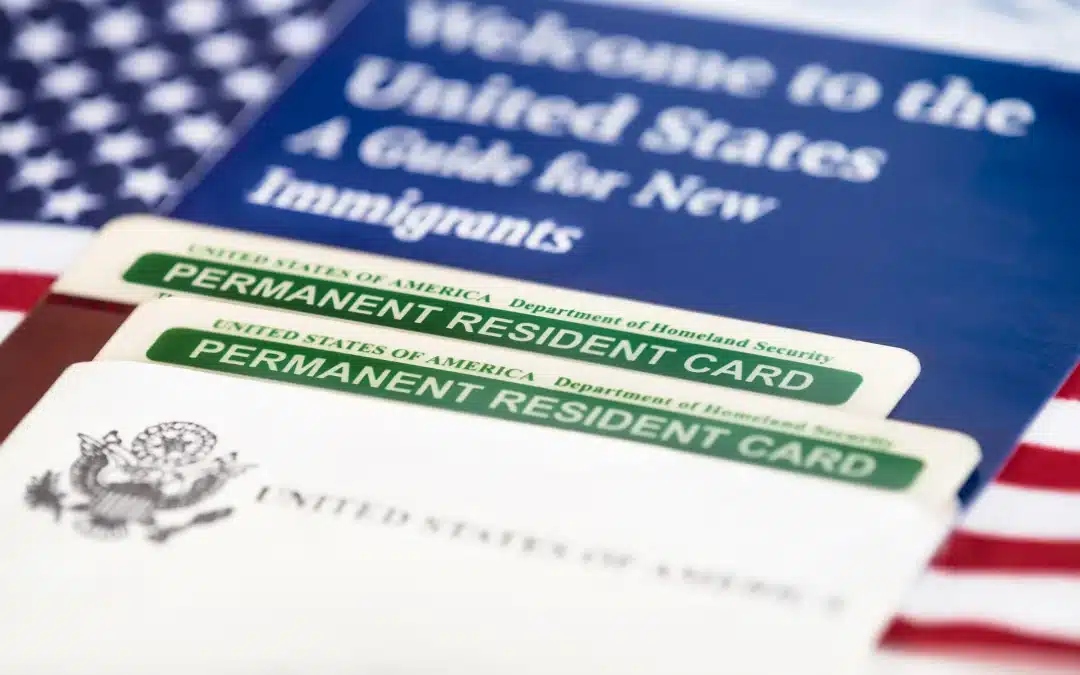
0 214 979 673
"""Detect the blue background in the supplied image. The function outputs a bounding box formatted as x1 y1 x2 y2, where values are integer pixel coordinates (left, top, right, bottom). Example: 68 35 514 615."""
170 0 1080 498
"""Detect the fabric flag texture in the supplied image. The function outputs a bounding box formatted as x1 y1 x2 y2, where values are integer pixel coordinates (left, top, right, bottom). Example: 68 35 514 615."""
0 0 336 228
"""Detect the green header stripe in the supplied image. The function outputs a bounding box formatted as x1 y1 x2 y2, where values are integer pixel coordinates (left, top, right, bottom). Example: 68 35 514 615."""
124 253 862 404
146 328 920 490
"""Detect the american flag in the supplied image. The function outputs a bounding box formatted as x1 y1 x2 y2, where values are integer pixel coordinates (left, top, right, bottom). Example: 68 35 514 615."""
0 221 91 341
1 0 1080 671
886 364 1080 669
0 0 339 341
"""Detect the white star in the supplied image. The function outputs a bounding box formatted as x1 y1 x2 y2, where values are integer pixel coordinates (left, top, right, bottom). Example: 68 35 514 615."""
68 95 125 132
168 0 224 34
92 8 149 49
120 165 175 204
10 151 74 189
273 15 325 55
246 0 298 15
0 119 45 156
0 0 47 16
39 62 98 100
95 129 151 165
195 33 250 69
117 46 174 83
223 68 274 103
172 113 226 151
13 19 73 63
144 78 202 114
41 185 102 223
0 81 22 117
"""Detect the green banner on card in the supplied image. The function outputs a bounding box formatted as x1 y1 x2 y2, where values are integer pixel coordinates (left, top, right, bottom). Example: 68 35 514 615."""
124 253 863 404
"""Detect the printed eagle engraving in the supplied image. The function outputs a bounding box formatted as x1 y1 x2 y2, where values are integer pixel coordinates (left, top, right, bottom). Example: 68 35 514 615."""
25 422 254 543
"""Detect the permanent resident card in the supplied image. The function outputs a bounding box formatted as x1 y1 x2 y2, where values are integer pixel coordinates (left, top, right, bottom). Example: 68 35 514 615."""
0 214 919 442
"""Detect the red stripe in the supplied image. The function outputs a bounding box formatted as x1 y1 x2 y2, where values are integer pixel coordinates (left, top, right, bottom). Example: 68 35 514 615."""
885 619 1080 664
995 443 1080 491
0 272 54 313
931 531 1080 574
1055 366 1080 402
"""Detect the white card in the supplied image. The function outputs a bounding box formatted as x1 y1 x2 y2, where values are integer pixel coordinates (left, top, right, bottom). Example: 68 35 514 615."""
53 214 922 415
0 361 963 675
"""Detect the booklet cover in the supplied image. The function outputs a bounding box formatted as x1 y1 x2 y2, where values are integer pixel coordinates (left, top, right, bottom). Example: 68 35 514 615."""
164 0 1080 495
0 360 972 674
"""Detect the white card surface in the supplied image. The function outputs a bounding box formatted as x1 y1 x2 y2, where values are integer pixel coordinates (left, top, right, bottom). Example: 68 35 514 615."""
97 297 978 508
53 215 922 415
0 361 962 675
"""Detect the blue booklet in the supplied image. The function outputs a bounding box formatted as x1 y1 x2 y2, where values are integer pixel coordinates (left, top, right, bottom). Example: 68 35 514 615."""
167 0 1080 497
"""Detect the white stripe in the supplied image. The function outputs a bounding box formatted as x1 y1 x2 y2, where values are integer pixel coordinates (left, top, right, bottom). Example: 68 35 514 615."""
1022 399 1080 453
0 310 23 345
900 570 1080 643
581 0 1080 72
961 483 1080 541
0 223 94 274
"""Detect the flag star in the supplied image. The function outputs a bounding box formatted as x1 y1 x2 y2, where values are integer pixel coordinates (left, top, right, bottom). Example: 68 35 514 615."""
195 33 250 69
120 165 175 204
0 81 22 117
95 129 151 165
92 8 149 49
168 0 225 34
173 113 226 150
117 46 174 84
223 68 274 103
273 15 325 55
13 19 73 63
68 95 125 132
246 0 299 15
0 0 47 14
144 78 203 114
39 62 98 100
10 151 74 189
41 185 103 223
0 119 45 156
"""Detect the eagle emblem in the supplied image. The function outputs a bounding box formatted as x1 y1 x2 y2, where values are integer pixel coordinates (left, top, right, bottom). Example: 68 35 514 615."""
24 422 255 543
